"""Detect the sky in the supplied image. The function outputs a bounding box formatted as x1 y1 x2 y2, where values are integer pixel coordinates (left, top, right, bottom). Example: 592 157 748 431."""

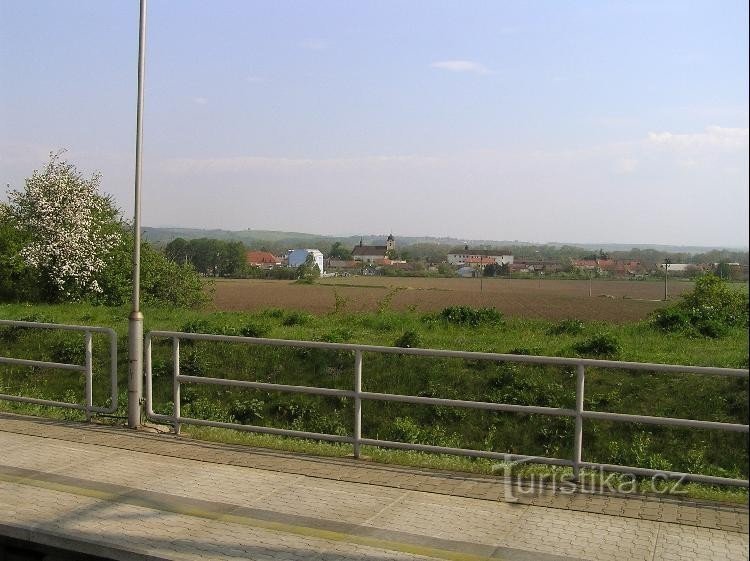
1 1 748 247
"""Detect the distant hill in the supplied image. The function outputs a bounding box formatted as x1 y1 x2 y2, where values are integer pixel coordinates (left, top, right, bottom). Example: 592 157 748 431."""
142 227 746 255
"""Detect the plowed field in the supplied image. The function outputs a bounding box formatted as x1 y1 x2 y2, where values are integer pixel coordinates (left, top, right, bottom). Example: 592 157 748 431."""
211 277 693 323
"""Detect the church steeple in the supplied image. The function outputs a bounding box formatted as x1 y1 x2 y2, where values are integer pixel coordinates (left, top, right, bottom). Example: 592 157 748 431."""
386 233 395 252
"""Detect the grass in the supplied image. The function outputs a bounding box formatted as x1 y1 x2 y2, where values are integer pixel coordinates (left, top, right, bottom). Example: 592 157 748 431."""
0 301 747 505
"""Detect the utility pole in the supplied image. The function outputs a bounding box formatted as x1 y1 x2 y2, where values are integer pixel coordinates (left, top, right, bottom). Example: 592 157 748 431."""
128 0 147 429
663 258 671 301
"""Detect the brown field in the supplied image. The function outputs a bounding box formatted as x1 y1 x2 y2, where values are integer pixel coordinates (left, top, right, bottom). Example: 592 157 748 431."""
210 277 695 323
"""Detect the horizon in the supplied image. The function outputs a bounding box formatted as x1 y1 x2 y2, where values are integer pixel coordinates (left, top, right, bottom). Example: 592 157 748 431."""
2 1 748 247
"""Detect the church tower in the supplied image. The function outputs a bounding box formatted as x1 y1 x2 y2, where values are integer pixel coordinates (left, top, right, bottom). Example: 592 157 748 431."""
386 233 395 253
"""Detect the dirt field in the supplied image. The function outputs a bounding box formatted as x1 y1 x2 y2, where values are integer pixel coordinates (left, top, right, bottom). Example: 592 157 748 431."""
210 277 694 323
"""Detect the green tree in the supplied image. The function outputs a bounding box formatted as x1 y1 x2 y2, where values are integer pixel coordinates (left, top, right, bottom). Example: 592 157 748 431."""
0 204 42 301
296 254 321 281
328 241 351 260
165 237 190 265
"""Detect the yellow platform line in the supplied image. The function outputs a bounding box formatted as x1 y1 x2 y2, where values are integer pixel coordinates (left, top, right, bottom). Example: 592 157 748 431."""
0 469 500 561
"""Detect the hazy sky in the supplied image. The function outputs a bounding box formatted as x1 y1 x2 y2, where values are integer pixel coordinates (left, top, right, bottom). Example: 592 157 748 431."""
1 1 748 247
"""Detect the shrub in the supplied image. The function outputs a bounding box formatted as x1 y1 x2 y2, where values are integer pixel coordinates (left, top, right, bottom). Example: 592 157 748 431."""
239 321 271 338
388 417 423 443
394 329 422 348
321 327 353 343
651 274 749 338
651 307 689 332
282 311 315 327
229 398 265 424
548 318 585 336
572 333 621 357
436 306 504 327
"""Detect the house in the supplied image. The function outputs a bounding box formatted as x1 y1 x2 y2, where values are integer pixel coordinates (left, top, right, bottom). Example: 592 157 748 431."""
246 251 280 269
352 235 395 263
447 246 513 266
288 249 324 273
328 259 360 270
658 263 691 272
511 260 562 274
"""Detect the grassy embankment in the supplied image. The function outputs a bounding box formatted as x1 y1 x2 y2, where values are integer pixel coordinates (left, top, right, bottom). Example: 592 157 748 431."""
0 300 747 503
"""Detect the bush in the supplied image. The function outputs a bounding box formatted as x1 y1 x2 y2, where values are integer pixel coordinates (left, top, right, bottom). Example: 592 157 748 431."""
239 321 272 338
394 329 422 348
95 236 207 308
572 333 621 357
548 318 585 336
651 274 749 338
321 327 353 343
229 398 265 424
282 311 315 327
436 306 504 327
651 307 689 332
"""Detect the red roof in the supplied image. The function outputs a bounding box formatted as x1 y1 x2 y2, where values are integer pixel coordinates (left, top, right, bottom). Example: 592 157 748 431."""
246 251 278 265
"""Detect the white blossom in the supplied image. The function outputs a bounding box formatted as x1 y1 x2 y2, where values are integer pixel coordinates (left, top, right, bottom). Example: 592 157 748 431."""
8 153 123 299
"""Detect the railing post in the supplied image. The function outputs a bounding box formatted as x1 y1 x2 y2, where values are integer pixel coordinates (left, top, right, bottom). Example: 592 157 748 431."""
172 337 181 435
573 364 585 482
84 331 93 422
353 350 362 458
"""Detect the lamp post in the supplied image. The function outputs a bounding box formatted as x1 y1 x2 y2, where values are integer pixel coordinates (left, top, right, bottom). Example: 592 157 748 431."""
663 258 671 301
128 0 147 429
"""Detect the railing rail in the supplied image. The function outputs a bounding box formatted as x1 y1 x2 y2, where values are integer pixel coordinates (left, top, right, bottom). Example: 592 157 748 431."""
144 330 749 487
0 320 118 419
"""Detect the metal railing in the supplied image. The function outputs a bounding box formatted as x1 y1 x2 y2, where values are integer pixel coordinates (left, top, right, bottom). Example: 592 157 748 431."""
144 330 749 487
0 320 118 420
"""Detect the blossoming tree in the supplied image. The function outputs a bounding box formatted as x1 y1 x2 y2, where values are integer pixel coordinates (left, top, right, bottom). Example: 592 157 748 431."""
7 153 123 301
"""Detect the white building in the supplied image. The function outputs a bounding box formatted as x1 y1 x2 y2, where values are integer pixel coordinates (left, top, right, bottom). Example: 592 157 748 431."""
288 249 324 274
447 248 514 266
658 263 691 272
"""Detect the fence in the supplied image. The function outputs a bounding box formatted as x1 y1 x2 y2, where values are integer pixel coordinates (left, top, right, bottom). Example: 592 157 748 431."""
0 320 118 420
144 330 749 488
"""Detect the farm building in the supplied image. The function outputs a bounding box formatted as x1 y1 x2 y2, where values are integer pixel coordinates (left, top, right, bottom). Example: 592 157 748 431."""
352 234 396 263
246 251 280 269
288 249 324 273
447 247 513 266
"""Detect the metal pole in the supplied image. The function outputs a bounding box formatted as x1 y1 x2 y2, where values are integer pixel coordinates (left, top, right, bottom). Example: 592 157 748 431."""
353 350 362 458
84 331 93 422
172 337 181 435
588 272 592 297
572 364 585 482
663 264 668 301
128 0 147 429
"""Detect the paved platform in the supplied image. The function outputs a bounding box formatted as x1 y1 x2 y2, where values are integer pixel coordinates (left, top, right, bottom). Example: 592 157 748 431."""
0 413 747 561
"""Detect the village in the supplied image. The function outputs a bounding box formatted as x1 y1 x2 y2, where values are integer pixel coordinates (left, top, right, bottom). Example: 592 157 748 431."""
243 235 747 280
